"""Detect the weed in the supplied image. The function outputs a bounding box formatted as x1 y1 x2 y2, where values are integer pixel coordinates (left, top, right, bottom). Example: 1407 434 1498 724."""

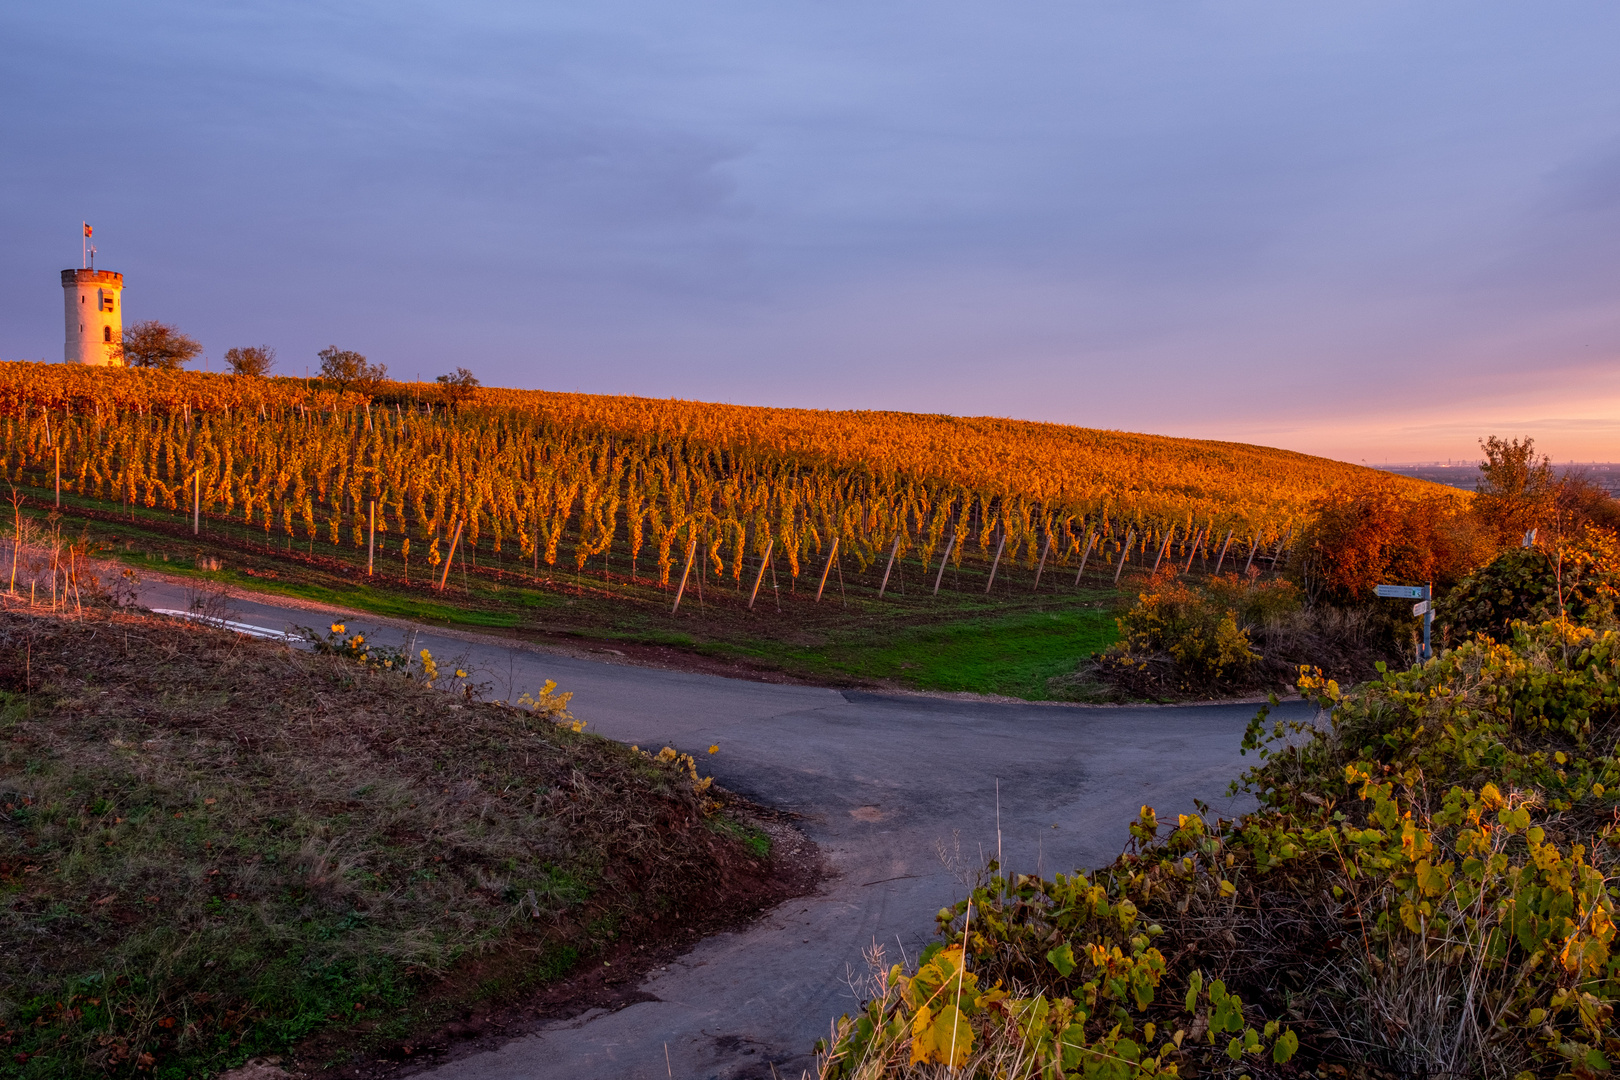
708 816 772 859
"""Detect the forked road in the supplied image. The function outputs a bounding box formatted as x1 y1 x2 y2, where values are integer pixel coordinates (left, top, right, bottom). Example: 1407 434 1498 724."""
137 580 1311 1080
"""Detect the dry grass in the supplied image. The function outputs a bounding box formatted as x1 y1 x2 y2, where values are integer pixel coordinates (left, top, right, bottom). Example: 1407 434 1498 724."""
0 598 769 1078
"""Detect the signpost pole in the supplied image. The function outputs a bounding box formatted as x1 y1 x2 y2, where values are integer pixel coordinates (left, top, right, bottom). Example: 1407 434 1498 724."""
1375 582 1435 663
1423 583 1433 661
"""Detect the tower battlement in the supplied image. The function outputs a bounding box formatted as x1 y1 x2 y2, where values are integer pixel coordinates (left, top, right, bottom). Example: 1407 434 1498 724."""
62 268 124 366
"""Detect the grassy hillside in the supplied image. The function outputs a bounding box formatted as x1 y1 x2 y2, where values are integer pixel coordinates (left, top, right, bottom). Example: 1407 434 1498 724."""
0 601 791 1078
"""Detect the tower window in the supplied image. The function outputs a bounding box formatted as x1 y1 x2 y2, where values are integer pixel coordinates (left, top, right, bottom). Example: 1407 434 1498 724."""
104 326 112 342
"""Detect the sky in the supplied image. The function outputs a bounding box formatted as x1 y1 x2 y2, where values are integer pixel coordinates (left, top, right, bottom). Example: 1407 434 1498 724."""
3 1 1619 464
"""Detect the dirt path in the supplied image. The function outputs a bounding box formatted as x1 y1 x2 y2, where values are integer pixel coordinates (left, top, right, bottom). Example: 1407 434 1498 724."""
137 578 1313 1080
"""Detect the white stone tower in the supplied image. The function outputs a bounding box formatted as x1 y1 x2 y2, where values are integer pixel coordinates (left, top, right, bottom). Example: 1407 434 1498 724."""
62 268 124 366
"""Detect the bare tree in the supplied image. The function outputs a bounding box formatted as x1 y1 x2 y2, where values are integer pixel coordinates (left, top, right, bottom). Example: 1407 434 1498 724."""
224 345 276 377
317 346 388 396
117 320 202 370
435 366 481 412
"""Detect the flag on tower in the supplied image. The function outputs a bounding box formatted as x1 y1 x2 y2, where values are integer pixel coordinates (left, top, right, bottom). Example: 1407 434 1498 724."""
84 223 92 238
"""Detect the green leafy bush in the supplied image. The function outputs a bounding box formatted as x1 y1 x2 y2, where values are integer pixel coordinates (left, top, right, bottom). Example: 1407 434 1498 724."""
1439 530 1619 644
819 619 1620 1078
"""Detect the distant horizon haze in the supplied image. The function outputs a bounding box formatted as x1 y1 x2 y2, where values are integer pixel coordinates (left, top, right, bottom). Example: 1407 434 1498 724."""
3 1 1618 465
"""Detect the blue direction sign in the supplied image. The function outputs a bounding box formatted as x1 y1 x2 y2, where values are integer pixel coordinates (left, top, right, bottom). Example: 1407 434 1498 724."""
1376 583 1434 660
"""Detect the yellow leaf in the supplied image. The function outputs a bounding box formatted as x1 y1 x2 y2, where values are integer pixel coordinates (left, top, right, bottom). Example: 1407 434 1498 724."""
910 1002 973 1067
1415 860 1451 897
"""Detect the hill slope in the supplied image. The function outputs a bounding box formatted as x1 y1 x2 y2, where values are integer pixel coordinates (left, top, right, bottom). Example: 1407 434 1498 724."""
1 362 1449 587
0 601 792 1078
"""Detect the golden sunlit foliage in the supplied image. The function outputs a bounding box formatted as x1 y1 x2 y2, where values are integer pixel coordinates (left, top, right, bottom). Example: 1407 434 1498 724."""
0 361 1450 587
1294 483 1493 606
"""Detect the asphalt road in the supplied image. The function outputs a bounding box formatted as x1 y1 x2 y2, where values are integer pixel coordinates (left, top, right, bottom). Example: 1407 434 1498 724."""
137 579 1311 1080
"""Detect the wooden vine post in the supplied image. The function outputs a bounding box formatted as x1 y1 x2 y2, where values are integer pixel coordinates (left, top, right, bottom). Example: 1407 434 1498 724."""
815 536 839 602
437 520 464 592
769 547 782 612
1271 527 1293 576
748 538 775 609
1113 529 1136 586
1212 529 1234 575
1150 528 1173 574
1244 532 1262 575
1183 527 1204 574
1032 534 1051 591
367 499 376 576
670 535 697 613
193 470 201 535
1074 531 1097 586
54 445 61 508
984 530 1006 593
932 531 956 596
877 533 901 597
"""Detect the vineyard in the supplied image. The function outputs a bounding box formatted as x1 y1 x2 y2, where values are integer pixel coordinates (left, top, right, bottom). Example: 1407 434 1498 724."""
0 361 1445 593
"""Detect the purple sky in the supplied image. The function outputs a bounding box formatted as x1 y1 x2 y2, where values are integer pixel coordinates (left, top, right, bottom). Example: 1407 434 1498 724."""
4 1 1619 463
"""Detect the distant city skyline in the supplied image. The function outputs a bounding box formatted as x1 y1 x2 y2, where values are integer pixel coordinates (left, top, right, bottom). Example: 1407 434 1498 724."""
3 1 1618 465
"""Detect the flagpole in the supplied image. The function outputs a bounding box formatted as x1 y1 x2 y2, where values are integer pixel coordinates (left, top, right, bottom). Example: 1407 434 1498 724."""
82 223 86 269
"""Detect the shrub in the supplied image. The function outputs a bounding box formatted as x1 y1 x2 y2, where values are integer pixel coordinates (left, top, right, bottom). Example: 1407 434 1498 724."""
1094 573 1301 698
1292 482 1490 607
1439 531 1620 644
315 346 387 396
1200 572 1303 627
820 620 1620 1078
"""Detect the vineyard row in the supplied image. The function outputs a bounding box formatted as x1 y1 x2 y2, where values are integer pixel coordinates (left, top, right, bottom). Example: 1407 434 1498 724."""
1 406 1302 592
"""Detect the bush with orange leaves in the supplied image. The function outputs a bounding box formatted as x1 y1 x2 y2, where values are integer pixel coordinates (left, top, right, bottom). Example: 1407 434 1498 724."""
1292 483 1493 607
